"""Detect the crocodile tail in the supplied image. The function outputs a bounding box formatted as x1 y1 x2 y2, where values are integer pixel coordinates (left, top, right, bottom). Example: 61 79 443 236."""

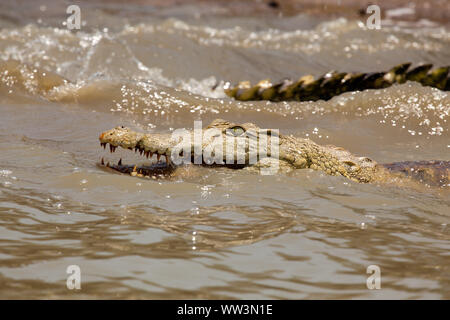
420 66 449 90
225 63 450 102
381 160 450 187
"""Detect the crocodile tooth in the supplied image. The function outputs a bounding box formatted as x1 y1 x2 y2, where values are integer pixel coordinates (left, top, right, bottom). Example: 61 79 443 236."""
139 149 143 156
109 144 113 153
118 158 122 166
135 147 138 153
150 151 153 158
145 151 150 158
102 143 106 149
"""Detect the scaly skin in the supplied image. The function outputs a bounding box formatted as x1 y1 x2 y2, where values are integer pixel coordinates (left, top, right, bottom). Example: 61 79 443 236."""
224 63 450 102
98 119 449 187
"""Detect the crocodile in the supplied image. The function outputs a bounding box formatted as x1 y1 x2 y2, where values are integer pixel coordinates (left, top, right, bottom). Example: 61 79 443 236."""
98 119 449 187
224 63 450 102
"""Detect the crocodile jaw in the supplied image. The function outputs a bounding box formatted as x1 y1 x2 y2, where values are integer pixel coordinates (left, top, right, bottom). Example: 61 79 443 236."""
97 123 282 177
99 126 177 177
98 120 379 182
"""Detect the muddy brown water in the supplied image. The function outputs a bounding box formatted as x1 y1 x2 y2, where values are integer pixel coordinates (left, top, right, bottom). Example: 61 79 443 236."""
0 1 449 299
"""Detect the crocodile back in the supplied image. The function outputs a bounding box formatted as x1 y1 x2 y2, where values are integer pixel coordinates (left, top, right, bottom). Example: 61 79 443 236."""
381 160 449 187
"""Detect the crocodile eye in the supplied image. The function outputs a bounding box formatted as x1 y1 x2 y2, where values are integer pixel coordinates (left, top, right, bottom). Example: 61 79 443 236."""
229 126 245 136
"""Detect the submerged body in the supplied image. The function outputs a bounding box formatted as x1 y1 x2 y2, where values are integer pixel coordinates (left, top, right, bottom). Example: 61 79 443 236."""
99 119 449 187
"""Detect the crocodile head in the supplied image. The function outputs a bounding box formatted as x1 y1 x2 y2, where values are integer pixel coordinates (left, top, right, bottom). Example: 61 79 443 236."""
98 119 378 182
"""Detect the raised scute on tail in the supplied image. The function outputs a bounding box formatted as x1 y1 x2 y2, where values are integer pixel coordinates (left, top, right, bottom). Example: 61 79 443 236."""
225 63 450 102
